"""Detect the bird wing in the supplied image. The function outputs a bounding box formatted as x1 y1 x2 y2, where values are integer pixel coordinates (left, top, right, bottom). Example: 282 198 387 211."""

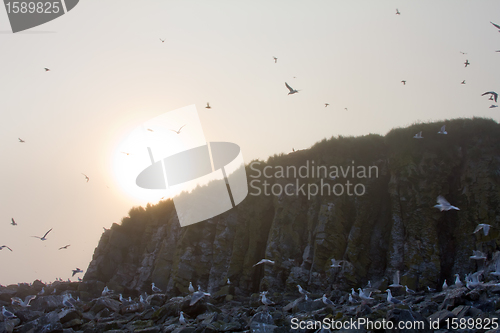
491 22 500 30
178 124 187 132
436 195 450 206
441 125 446 132
4 246 12 251
285 82 294 92
43 228 53 238
473 225 483 234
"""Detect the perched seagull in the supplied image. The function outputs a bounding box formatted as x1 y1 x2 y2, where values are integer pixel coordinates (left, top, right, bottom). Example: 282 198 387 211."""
348 294 357 303
454 274 463 288
322 294 334 305
464 59 470 67
297 285 310 295
72 268 83 277
44 68 50 72
159 38 165 43
404 285 415 294
11 218 17 226
473 224 491 236
260 292 275 306
188 282 195 293
434 196 459 211
205 102 211 109
401 80 406 85
490 21 500 32
81 173 89 182
32 228 52 241
461 80 466 84
285 82 299 95
325 103 329 107
490 105 498 108
119 294 125 302
386 289 401 304
62 295 74 308
438 125 447 134
18 138 25 143
102 286 112 296
38 287 45 296
170 124 186 134
351 288 358 297
59 244 70 250
427 286 436 292
470 250 487 260
227 278 231 285
151 283 162 293
395 8 400 15
389 270 402 287
179 311 187 325
442 280 448 290
253 259 275 267
273 56 278 63
358 288 373 300
413 131 423 139
330 258 343 268
11 295 36 307
482 91 498 102
2 306 16 319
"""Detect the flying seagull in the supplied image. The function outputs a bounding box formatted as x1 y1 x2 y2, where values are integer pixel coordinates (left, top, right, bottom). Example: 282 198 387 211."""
461 80 466 84
44 68 50 72
273 56 278 63
482 91 498 102
0 245 13 251
434 196 459 211
325 103 329 107
32 228 52 241
490 105 499 108
330 258 344 268
460 51 467 55
59 244 70 250
147 128 154 132
395 8 400 15
159 38 165 43
121 152 130 156
72 268 83 277
205 102 211 109
18 138 25 143
81 173 89 182
491 21 500 32
389 270 402 287
464 60 470 67
344 108 348 111
473 223 491 236
11 218 17 226
170 124 186 134
470 250 487 260
285 82 299 95
413 131 423 139
253 259 275 267
401 80 406 85
11 295 36 307
438 125 447 134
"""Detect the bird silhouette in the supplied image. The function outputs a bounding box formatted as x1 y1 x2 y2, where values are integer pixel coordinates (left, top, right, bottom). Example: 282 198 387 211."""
159 38 165 43
0 245 13 251
11 218 17 226
32 228 52 241
285 82 299 95
461 80 466 84
273 56 278 63
72 268 83 277
81 173 89 182
395 8 400 15
491 21 500 32
401 80 406 85
325 103 329 107
170 124 186 134
464 60 470 67
59 244 70 250
44 68 50 72
205 102 211 109
482 91 498 103
18 138 25 143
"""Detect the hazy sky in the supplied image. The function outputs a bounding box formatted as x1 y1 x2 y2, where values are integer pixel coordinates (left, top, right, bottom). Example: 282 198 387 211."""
1 0 500 285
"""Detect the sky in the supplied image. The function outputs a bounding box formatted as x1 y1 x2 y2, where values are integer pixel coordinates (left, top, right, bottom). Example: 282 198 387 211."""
0 0 500 285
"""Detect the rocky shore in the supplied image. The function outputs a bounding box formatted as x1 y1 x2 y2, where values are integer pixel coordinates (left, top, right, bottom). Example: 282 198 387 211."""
2 277 500 332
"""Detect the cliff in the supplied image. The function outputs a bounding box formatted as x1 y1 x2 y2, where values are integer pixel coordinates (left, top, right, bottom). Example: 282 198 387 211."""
83 117 500 298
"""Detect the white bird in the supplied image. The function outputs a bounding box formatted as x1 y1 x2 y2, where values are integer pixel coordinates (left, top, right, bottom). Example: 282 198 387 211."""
351 288 358 297
38 287 45 295
465 272 483 288
357 288 373 300
427 286 436 292
297 285 310 295
189 290 211 306
227 278 231 285
348 294 357 303
139 295 146 304
188 282 195 293
170 124 186 134
473 224 491 236
151 283 162 293
0 245 13 251
253 259 275 267
260 292 275 306
442 280 448 290
2 306 16 319
32 228 52 241
434 196 459 211
470 250 487 260
179 311 187 325
119 294 125 302
62 295 75 308
285 82 299 95
11 295 36 307
330 259 343 268
438 125 447 135
322 294 334 305
454 274 463 288
404 285 415 294
482 91 498 103
102 286 112 296
71 268 83 277
389 270 402 287
386 289 401 304
413 131 423 139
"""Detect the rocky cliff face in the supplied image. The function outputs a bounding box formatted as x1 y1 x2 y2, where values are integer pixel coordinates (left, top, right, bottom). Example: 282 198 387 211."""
84 118 500 297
